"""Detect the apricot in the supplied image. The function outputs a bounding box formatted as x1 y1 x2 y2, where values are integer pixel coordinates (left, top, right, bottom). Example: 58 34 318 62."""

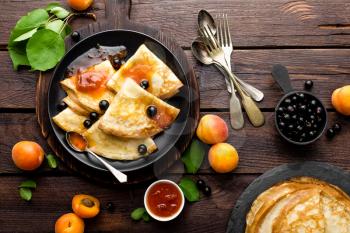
67 0 93 11
72 194 100 218
55 213 84 233
196 114 228 144
332 85 350 116
12 141 44 171
208 143 239 173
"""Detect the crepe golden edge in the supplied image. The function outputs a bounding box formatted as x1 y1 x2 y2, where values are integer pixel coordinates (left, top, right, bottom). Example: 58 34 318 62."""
99 78 180 138
60 60 116 114
107 44 183 99
52 108 157 160
245 176 350 233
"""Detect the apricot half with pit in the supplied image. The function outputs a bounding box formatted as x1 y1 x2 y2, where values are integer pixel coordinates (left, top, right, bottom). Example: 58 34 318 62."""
72 194 100 218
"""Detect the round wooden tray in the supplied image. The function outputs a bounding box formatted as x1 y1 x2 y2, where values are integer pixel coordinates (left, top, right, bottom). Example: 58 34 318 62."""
36 0 199 185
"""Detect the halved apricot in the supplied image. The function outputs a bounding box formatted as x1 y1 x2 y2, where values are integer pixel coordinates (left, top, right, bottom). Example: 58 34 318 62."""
72 194 100 218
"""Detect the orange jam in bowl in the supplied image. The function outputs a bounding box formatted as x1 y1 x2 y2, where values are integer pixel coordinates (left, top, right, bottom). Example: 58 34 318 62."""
144 180 185 221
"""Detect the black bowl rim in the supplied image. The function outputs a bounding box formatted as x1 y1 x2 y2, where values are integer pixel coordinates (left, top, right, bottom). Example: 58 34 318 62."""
47 29 191 172
274 90 328 145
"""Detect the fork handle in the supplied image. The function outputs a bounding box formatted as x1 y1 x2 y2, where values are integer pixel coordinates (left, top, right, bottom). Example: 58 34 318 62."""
221 64 265 127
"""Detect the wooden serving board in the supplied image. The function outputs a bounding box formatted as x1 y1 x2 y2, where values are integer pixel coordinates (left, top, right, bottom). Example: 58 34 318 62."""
36 0 199 185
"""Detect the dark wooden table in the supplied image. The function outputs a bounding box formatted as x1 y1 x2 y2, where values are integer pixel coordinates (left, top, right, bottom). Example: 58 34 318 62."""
1 0 350 232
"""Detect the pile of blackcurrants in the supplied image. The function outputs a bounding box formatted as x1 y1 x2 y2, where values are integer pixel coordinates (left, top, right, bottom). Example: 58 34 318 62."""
276 92 326 143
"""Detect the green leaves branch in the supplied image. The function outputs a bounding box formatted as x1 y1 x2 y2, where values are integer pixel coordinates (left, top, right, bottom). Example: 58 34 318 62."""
8 2 95 71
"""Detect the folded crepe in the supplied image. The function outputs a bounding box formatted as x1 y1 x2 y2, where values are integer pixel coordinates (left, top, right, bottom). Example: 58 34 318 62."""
107 44 183 99
83 120 157 160
245 177 350 233
52 107 87 134
99 78 180 138
61 60 116 114
53 108 157 160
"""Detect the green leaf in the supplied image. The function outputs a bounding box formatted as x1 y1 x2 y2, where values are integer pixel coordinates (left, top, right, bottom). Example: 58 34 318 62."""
9 9 49 44
142 212 151 222
45 2 61 11
46 154 58 169
181 139 205 174
179 177 200 202
61 24 72 38
19 188 32 201
13 28 38 42
8 42 30 70
26 29 65 71
45 19 64 34
131 207 146 221
50 6 70 19
19 180 37 189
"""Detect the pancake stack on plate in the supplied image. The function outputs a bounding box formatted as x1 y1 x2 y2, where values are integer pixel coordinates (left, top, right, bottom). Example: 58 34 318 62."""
53 44 183 161
245 177 350 233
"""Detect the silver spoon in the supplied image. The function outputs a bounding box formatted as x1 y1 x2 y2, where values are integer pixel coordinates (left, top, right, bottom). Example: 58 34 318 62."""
198 10 264 102
66 131 127 183
192 39 244 130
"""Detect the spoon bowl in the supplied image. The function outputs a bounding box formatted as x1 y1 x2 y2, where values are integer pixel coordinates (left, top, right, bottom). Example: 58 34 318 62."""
198 9 216 33
66 131 128 183
191 39 213 65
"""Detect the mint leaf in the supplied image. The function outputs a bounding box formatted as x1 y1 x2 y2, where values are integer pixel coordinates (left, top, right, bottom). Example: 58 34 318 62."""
131 208 146 221
46 154 58 169
19 188 32 201
61 24 72 38
50 6 70 19
13 28 38 42
142 211 151 222
26 29 65 71
181 139 205 174
45 19 64 34
45 2 61 11
9 9 49 44
8 8 49 70
179 177 200 202
8 42 30 70
19 180 37 189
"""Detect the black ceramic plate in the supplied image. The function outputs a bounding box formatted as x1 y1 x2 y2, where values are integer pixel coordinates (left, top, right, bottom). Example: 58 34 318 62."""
226 162 350 233
48 30 190 173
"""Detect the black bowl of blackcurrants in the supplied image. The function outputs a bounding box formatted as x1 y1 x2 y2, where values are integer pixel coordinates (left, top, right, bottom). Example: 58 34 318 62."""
272 65 327 145
275 91 327 145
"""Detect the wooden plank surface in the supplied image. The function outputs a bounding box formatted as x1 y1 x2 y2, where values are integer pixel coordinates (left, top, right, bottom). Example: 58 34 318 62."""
0 174 256 233
1 49 350 109
1 112 349 174
1 0 350 232
131 0 350 48
2 0 350 47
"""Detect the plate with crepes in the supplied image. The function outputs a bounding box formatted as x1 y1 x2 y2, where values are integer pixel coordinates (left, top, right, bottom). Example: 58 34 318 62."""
48 30 192 173
226 162 350 233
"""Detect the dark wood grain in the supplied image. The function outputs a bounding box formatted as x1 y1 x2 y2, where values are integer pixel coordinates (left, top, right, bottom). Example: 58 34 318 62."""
131 0 350 48
3 0 350 48
2 49 350 109
0 174 256 233
2 112 350 175
1 0 350 232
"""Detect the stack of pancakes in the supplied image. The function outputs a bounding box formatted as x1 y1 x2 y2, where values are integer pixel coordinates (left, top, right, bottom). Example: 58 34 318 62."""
53 44 183 160
245 177 350 233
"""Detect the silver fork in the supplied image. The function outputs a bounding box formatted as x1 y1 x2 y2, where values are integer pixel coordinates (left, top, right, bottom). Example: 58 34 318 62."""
216 14 264 102
200 26 265 127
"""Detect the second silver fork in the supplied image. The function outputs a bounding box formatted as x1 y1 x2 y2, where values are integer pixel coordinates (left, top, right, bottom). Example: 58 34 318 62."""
216 14 264 102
